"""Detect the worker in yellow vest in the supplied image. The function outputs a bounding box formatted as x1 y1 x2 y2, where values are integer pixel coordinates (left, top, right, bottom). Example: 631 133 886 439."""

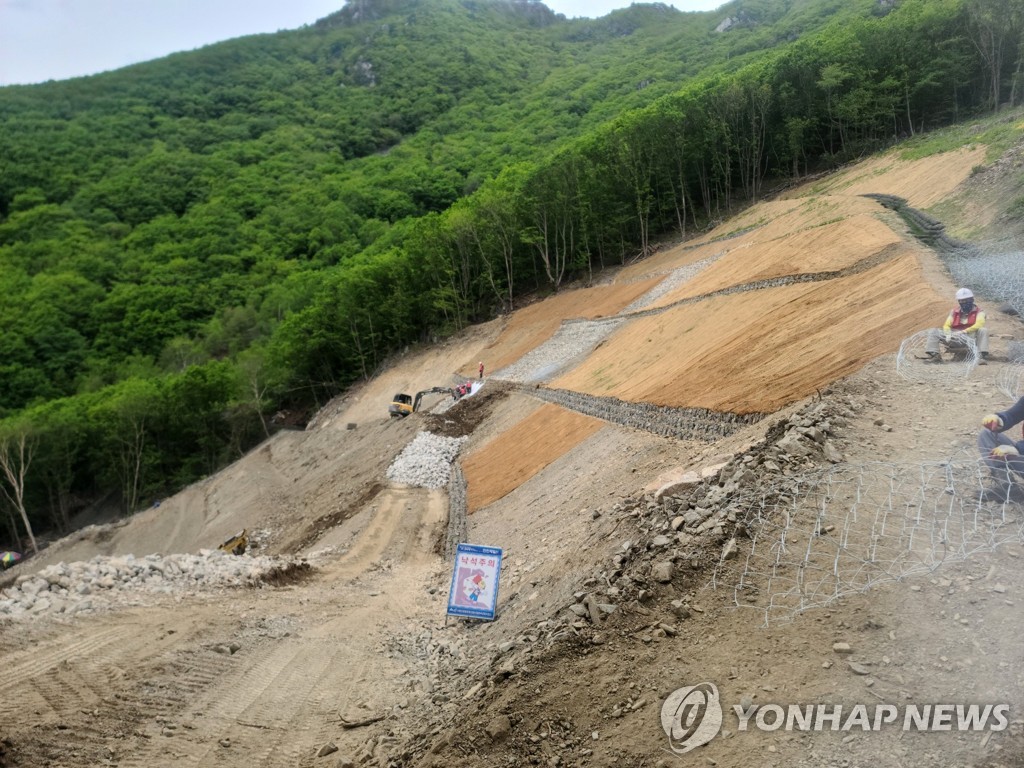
925 287 989 363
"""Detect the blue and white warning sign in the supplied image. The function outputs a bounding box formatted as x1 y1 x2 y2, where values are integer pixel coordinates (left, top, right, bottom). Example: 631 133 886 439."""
446 543 503 621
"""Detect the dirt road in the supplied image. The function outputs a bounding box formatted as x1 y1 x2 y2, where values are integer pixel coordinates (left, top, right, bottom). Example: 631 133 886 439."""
0 485 448 768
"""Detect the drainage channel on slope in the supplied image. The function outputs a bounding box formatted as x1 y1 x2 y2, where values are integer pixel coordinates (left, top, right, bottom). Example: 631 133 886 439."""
868 192 1024 318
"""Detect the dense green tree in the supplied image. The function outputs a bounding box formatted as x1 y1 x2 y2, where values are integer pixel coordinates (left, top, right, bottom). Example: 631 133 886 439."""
0 0 1009 537
0 418 39 553
88 378 161 515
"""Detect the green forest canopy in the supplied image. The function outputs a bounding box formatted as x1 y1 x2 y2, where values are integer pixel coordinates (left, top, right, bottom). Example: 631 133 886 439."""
1 0 1022 546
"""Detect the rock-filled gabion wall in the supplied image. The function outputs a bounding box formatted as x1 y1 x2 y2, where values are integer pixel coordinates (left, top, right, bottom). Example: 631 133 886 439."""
385 431 468 489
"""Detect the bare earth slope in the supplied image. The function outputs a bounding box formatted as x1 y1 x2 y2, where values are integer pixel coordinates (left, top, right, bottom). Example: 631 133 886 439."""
3 134 1024 768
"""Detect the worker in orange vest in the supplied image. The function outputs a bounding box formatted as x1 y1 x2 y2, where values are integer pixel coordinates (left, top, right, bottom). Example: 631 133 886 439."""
925 287 989 363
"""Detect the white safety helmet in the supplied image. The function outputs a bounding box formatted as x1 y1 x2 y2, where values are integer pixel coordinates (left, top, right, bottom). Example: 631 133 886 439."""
955 288 973 300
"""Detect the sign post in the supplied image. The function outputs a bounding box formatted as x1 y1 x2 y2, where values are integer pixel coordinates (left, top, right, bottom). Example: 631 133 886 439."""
446 543 503 621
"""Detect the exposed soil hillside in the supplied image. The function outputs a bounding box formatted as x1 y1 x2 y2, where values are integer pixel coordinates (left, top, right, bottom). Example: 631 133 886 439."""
3 133 1024 768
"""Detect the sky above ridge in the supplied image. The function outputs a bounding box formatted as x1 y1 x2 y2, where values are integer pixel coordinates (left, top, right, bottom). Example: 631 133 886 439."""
0 0 724 85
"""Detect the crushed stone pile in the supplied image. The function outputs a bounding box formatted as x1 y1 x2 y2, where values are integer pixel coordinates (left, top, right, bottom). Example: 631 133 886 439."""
0 550 302 623
495 318 624 383
386 431 468 488
620 253 723 312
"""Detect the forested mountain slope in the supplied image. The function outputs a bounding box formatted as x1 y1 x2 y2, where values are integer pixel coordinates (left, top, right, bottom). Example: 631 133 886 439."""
1 0 1020 544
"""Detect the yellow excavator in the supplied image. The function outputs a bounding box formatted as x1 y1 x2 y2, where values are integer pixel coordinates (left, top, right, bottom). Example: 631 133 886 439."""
218 529 248 556
388 387 455 418
388 393 414 418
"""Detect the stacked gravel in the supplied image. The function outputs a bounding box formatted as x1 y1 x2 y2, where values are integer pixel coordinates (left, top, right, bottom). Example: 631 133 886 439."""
386 431 468 488
495 318 624 383
0 551 303 623
494 255 723 384
621 253 723 312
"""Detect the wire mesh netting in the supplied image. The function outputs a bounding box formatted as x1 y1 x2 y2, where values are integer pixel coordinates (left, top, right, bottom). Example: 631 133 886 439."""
896 329 978 383
712 458 1024 626
996 363 1024 400
945 241 1024 319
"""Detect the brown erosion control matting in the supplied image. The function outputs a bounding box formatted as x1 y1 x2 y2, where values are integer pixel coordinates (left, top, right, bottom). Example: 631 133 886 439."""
462 403 605 513
553 253 948 414
471 278 661 377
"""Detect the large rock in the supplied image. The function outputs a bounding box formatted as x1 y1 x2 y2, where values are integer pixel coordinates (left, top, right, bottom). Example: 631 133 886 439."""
823 441 844 463
652 561 674 583
651 460 731 500
485 715 512 742
776 432 813 458
721 539 738 561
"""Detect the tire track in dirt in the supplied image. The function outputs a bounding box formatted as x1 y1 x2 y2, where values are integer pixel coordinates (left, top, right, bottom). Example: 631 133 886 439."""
114 637 332 767
402 489 446 566
113 482 444 767
288 642 382 768
23 658 106 716
0 624 126 697
0 613 241 767
254 640 389 768
94 639 240 765
214 639 353 766
325 486 441 580
1 473 445 767
118 485 444 767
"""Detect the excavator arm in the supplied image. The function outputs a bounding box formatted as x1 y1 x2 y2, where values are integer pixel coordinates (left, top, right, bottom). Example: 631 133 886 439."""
414 387 456 412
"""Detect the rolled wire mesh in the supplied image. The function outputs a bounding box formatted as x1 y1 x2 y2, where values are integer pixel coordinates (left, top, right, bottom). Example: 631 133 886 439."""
996 363 1024 400
713 458 1024 627
896 329 978 383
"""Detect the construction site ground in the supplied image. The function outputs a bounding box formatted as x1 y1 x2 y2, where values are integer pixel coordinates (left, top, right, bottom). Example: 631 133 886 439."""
3 135 1024 768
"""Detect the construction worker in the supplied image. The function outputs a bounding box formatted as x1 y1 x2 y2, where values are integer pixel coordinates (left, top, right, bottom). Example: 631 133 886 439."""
978 395 1024 502
925 287 989 363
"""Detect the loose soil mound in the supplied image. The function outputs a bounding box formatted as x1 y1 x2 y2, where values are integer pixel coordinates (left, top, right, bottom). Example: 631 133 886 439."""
422 382 512 437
